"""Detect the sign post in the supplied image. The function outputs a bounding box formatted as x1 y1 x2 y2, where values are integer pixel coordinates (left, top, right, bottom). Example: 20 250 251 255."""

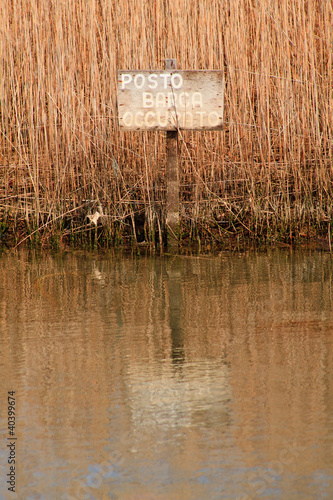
165 59 179 244
117 61 224 247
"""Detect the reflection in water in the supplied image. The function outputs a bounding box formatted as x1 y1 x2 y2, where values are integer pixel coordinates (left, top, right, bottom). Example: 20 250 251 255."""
167 262 185 363
0 250 333 499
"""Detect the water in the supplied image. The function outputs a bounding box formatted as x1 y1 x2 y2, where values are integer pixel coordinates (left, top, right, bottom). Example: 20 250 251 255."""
0 250 333 499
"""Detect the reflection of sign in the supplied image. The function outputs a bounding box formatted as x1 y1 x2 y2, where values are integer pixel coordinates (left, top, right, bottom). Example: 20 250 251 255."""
118 70 224 131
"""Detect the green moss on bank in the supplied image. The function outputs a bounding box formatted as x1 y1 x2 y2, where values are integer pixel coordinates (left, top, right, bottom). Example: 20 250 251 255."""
1 209 332 254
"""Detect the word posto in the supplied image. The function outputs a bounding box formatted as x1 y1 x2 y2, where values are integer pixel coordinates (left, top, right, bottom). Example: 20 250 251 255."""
120 72 184 90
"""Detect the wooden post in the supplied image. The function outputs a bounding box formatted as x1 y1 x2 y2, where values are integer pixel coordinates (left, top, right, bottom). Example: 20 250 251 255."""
165 58 179 247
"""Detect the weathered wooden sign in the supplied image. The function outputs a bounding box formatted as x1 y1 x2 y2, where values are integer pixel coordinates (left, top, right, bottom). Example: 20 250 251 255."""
118 70 224 131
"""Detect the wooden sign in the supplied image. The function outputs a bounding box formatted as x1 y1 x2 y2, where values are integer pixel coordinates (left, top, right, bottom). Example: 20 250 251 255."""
118 70 224 131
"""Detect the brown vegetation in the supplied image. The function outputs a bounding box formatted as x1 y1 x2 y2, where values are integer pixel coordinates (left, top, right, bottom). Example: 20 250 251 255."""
0 0 332 249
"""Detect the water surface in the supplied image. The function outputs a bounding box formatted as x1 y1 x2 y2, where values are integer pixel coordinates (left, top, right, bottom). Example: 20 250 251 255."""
0 250 333 499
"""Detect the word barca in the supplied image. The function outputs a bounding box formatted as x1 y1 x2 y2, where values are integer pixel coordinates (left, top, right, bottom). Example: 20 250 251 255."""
141 91 203 109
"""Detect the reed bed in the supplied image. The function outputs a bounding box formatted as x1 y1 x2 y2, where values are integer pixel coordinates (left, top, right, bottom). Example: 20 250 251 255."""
0 0 332 249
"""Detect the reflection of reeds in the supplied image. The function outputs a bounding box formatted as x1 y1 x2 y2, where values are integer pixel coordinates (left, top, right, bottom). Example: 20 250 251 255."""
2 251 333 487
0 0 332 247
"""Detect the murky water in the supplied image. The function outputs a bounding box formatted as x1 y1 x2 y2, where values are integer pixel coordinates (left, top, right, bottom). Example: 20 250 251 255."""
0 249 333 499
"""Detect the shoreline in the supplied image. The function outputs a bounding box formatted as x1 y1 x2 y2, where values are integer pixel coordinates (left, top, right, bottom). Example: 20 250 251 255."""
1 210 331 254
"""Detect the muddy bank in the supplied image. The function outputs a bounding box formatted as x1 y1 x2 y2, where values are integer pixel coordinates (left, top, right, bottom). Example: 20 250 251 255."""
1 207 331 253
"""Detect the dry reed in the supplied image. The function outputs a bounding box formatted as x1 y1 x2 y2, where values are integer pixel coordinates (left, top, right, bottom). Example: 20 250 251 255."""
0 0 332 248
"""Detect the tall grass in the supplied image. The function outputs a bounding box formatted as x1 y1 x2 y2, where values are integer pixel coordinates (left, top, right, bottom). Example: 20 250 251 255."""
0 0 332 248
